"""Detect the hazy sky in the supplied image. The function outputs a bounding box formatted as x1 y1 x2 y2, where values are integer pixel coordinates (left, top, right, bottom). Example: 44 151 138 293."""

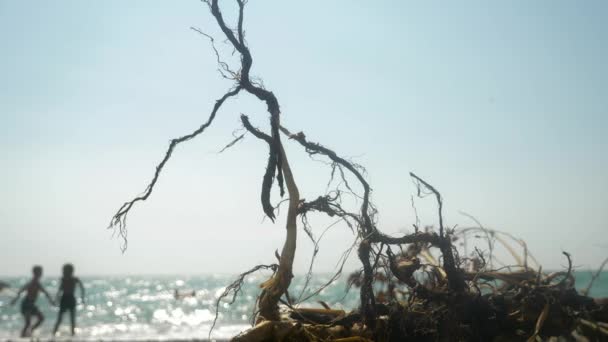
1 1 607 276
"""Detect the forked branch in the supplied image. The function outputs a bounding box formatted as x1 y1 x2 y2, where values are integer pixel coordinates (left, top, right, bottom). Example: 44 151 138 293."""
109 0 288 249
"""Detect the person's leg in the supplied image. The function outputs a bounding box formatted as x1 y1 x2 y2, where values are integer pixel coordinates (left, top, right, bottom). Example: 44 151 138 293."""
30 311 44 332
69 308 76 335
21 314 31 337
53 311 64 335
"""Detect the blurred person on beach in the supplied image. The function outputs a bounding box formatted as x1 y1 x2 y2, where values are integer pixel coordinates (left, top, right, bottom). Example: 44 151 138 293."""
10 265 56 337
0 280 9 292
53 263 85 336
174 288 196 300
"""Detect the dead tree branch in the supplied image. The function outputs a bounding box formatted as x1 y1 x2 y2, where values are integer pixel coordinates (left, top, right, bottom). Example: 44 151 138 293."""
583 256 608 296
190 26 239 80
108 85 241 251
209 263 278 339
217 131 246 153
209 0 285 208
110 0 289 248
240 114 299 321
410 172 465 292
107 2 608 340
279 125 378 327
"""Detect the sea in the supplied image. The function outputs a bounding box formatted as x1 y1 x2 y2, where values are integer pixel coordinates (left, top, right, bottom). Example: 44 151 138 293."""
0 272 606 341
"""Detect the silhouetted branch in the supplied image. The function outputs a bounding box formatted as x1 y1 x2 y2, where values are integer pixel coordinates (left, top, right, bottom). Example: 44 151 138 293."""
410 172 465 292
583 256 608 296
557 251 573 288
279 126 373 234
209 0 285 203
217 131 246 153
240 114 280 221
106 2 608 340
296 219 350 303
191 26 239 80
409 172 445 237
108 85 242 251
209 263 278 339
239 113 299 320
279 125 378 327
236 0 246 44
110 0 290 249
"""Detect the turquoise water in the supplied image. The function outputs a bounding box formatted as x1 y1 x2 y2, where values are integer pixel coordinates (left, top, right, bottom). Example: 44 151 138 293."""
0 272 606 341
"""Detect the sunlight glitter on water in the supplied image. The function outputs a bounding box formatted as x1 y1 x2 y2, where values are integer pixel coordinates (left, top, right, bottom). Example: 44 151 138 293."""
0 275 360 340
5 272 603 340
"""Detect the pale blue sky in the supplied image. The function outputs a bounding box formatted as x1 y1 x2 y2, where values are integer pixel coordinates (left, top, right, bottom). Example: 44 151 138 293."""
1 0 606 276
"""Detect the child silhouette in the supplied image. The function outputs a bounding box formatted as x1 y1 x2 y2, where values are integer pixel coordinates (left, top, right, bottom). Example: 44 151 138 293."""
53 263 85 336
10 265 55 337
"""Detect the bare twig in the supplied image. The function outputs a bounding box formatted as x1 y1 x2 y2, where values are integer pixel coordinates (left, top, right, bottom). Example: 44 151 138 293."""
209 263 278 339
279 125 378 326
240 114 299 321
583 256 608 296
217 132 246 153
410 172 464 292
209 0 285 205
108 85 241 251
191 26 239 80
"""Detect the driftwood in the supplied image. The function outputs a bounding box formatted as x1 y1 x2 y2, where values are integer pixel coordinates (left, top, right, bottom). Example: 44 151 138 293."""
107 1 608 341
